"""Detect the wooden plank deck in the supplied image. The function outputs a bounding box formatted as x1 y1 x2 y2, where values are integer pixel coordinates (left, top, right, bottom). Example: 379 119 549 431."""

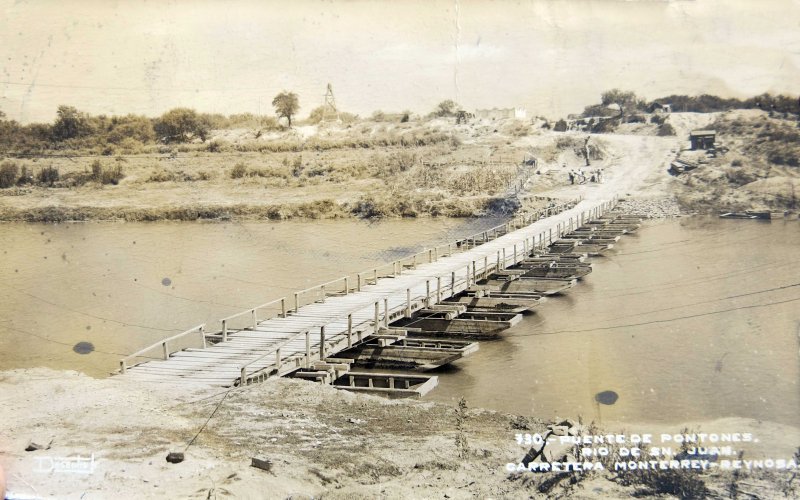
117 197 618 388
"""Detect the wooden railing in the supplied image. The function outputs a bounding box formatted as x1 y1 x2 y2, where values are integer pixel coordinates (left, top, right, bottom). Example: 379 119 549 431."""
119 324 206 373
121 195 624 377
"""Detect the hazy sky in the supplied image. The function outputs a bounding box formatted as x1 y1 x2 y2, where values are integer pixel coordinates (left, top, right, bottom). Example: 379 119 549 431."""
1 0 799 123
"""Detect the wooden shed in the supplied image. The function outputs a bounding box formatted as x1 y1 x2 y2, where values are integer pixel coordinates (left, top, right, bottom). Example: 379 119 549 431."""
690 130 716 150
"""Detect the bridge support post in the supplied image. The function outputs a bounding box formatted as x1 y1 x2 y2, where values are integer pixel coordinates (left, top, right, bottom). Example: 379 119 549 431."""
305 330 310 368
425 280 431 307
347 314 353 347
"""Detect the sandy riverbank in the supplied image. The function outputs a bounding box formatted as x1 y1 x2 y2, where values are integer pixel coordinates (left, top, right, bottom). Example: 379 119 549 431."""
1 369 798 499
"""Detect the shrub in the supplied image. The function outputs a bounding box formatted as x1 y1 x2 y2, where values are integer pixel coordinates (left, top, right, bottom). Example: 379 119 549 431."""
553 119 568 132
230 162 248 179
0 161 19 188
17 166 33 185
101 164 125 185
91 160 103 181
657 123 676 136
38 166 60 186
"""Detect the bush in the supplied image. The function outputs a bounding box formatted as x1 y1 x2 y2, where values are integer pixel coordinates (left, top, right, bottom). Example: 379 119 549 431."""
657 123 676 136
553 119 568 132
230 162 248 179
38 166 60 186
101 164 125 185
0 161 19 188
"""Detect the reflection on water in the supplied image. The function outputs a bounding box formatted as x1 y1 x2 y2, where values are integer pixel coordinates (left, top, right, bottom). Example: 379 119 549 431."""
0 217 506 377
429 217 800 427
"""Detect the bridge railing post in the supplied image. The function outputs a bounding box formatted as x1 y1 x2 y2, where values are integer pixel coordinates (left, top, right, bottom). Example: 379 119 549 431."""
406 288 412 318
305 330 311 368
319 327 326 359
222 319 228 342
384 298 389 328
347 314 353 347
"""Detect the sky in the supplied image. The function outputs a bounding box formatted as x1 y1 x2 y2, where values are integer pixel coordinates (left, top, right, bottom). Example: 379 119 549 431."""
1 0 799 123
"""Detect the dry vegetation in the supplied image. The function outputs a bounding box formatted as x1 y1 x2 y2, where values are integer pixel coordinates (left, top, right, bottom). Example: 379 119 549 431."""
672 110 800 212
0 117 552 222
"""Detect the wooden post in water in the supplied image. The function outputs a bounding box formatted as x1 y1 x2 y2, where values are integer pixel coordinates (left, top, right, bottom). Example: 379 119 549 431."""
347 314 353 347
406 288 412 317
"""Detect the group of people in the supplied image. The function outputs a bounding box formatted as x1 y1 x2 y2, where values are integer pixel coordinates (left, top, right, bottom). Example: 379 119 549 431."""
568 168 604 185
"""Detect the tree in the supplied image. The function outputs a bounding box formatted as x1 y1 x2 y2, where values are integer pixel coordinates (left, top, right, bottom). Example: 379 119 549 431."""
154 108 210 143
434 100 458 117
600 89 638 118
272 91 300 127
52 105 94 141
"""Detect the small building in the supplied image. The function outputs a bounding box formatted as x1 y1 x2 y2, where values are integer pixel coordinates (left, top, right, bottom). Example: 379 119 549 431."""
648 102 672 114
690 130 716 150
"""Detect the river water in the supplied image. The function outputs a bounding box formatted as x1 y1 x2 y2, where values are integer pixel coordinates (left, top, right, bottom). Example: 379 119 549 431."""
1 217 798 427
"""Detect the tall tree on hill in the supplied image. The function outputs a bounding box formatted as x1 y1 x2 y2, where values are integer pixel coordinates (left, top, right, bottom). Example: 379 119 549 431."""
272 91 300 127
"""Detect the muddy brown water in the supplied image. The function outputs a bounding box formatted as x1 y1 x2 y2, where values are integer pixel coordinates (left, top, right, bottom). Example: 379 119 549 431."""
1 217 798 427
0 217 506 377
430 217 800 427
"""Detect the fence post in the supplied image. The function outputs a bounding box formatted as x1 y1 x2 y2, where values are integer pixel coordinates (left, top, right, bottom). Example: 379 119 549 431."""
305 330 310 368
347 314 353 347
425 280 431 307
